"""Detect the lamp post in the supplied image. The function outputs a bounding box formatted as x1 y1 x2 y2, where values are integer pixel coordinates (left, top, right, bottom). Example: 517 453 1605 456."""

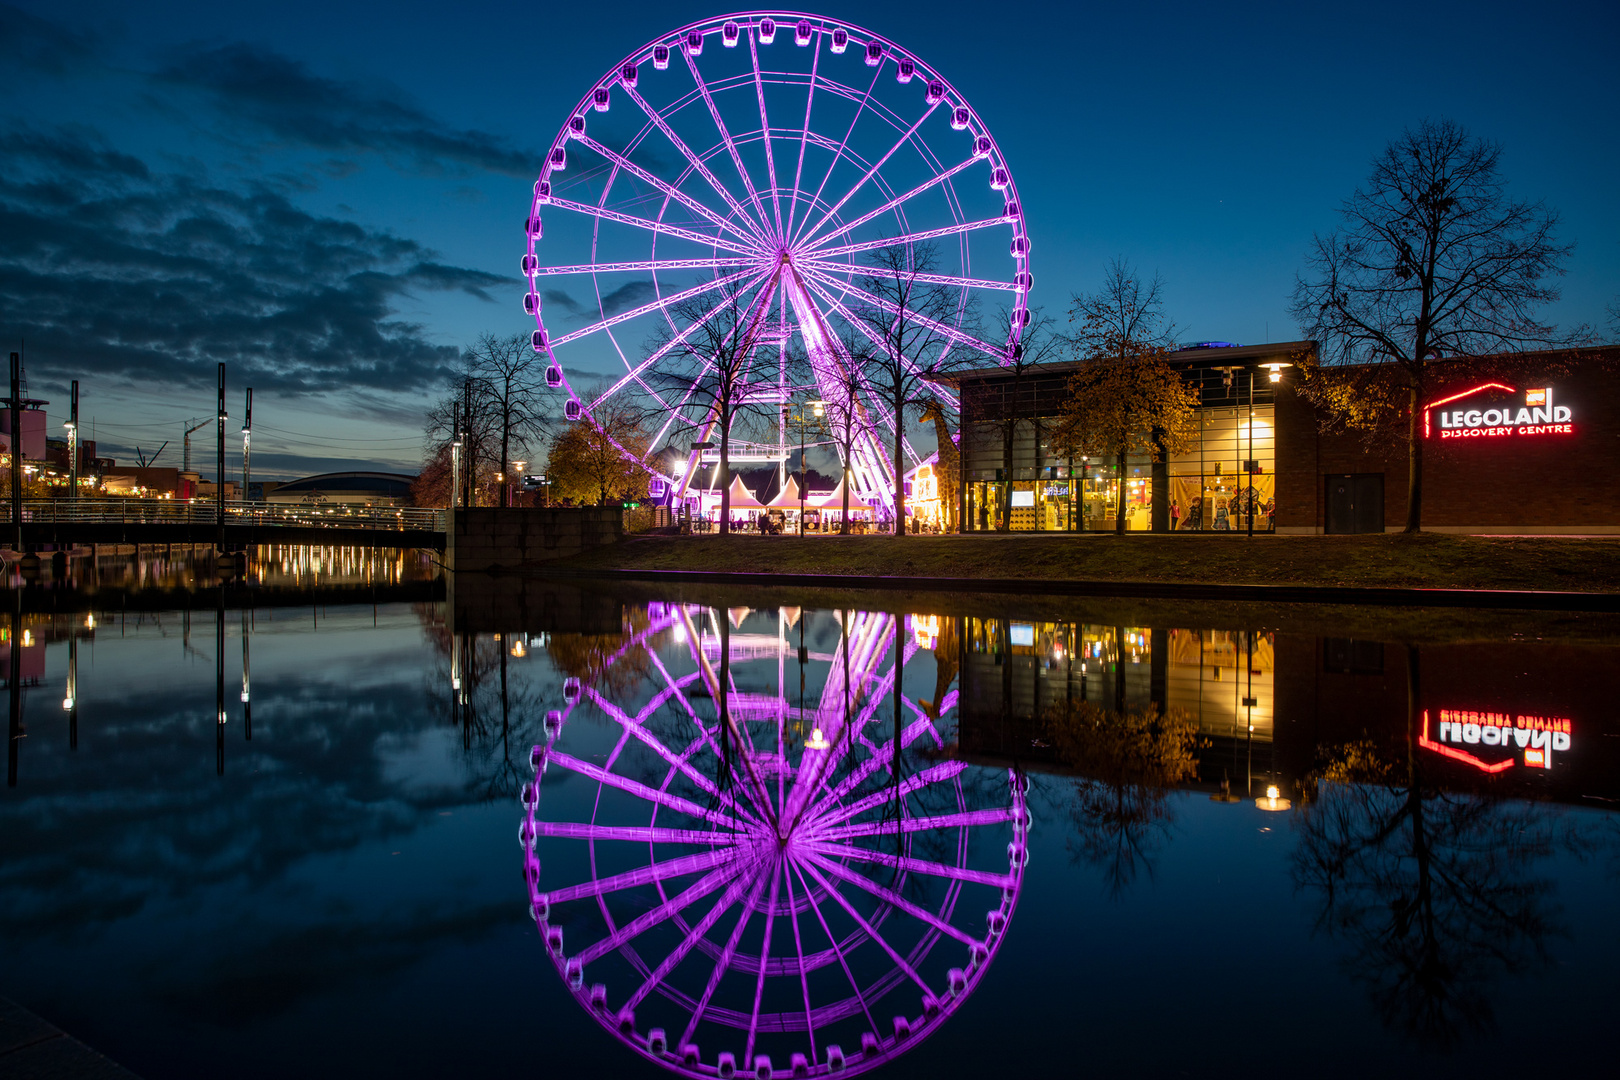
511 460 527 506
450 419 463 512
216 363 226 553
64 380 78 502
241 388 252 501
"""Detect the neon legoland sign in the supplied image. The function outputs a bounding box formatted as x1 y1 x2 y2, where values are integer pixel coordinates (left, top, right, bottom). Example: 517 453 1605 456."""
1419 709 1572 773
1426 383 1574 439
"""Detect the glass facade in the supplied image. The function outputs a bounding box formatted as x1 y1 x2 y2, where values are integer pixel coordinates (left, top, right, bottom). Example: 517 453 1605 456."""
956 617 1278 778
961 406 1275 532
1167 404 1276 531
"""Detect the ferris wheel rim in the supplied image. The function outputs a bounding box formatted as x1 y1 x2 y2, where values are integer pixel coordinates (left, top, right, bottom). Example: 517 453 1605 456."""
525 11 1029 502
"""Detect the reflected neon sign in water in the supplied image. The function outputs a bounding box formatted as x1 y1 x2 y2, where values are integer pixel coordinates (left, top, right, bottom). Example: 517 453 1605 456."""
1420 709 1572 772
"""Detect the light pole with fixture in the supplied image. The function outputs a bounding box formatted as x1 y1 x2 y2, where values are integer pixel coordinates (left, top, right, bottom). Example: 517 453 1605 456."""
64 380 78 502
510 460 527 506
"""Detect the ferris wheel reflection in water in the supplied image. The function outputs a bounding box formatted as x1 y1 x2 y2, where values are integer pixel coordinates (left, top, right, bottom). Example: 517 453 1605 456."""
519 602 1026 1078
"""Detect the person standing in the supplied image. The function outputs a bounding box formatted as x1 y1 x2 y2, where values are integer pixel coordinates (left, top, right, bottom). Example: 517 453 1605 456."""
1170 499 1181 531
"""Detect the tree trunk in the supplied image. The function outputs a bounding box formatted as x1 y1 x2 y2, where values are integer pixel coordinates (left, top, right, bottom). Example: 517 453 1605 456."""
1115 450 1127 534
893 394 906 537
840 437 851 535
1404 381 1423 533
1000 418 1015 532
718 415 732 536
499 423 510 508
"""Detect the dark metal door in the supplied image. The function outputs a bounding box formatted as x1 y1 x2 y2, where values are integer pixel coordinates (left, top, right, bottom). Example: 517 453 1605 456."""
1326 473 1384 534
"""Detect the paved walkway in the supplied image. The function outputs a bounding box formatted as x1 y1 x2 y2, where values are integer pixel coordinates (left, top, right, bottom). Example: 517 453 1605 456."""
0 999 141 1079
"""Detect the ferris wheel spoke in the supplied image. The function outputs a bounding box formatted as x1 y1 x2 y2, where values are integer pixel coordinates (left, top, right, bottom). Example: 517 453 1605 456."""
647 650 778 827
531 258 747 276
796 103 941 248
801 850 980 949
795 858 936 999
783 27 824 241
799 156 979 250
787 859 883 1037
804 269 1009 359
548 265 763 349
622 83 766 241
681 47 777 240
805 216 1010 260
535 821 735 845
678 863 775 1049
623 864 765 1011
544 846 738 906
796 63 886 249
546 195 760 258
577 133 764 249
593 266 775 403
819 806 1018 843
547 749 749 831
781 862 820 1063
747 31 785 238
573 857 753 966
809 760 969 835
805 841 1016 889
801 261 1021 292
742 860 784 1065
586 686 766 825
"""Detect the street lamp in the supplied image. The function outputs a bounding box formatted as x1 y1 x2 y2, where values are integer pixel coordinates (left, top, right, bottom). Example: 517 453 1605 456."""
782 401 825 535
511 460 527 506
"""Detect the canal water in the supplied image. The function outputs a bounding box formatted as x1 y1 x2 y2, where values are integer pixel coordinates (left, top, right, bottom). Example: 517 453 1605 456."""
2 558 1616 1079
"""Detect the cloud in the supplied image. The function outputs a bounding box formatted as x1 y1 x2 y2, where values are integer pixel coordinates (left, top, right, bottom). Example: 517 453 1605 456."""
157 43 537 177
0 126 513 398
0 3 95 75
540 280 658 323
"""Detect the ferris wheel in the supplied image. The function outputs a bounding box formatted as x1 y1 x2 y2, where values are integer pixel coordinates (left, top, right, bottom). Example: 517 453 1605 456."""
523 13 1031 512
521 603 1027 1078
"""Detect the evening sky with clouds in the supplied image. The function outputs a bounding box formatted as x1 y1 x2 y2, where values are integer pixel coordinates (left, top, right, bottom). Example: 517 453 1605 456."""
2 0 1615 478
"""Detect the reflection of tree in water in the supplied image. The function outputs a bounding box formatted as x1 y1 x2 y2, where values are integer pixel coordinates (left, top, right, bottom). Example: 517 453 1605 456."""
546 607 656 698
1043 701 1200 894
1293 647 1570 1047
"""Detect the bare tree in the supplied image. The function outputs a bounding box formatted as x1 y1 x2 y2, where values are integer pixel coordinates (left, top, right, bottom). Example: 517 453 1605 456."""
852 242 979 535
650 276 791 534
1057 261 1195 533
465 332 550 507
1290 119 1576 532
806 336 871 535
423 362 499 507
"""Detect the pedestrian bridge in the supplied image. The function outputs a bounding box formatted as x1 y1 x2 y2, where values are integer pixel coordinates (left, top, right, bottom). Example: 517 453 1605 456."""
8 499 447 551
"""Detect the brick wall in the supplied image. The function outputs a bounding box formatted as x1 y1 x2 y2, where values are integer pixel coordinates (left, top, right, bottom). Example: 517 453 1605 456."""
451 507 623 571
1275 351 1620 532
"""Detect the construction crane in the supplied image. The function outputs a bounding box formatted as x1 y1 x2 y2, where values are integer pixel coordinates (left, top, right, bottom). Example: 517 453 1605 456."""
182 417 214 473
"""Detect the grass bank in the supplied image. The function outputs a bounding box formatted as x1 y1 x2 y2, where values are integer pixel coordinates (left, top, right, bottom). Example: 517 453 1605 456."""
548 532 1620 593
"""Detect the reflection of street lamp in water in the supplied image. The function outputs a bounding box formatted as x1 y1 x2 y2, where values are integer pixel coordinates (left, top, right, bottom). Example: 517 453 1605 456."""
1256 784 1291 811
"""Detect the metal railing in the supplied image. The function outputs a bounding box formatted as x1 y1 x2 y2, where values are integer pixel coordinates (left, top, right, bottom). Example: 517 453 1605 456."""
15 499 445 531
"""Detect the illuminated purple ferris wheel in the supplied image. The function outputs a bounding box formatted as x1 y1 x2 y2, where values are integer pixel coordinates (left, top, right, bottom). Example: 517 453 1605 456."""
523 13 1031 512
521 604 1027 1077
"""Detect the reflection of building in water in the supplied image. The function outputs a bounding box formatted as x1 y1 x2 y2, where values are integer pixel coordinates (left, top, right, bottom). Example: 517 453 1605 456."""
957 617 1279 793
956 617 1620 804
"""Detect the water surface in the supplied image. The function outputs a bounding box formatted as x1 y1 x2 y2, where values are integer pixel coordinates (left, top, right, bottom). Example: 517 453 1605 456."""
2 563 1616 1078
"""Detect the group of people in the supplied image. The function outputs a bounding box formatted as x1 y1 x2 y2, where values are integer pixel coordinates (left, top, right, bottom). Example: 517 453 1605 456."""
1171 492 1276 531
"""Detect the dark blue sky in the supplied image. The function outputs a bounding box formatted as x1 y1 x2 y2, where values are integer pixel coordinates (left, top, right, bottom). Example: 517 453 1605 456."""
3 0 1615 476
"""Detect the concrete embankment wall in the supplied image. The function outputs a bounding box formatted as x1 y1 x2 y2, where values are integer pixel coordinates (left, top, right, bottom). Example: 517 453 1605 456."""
451 507 622 571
